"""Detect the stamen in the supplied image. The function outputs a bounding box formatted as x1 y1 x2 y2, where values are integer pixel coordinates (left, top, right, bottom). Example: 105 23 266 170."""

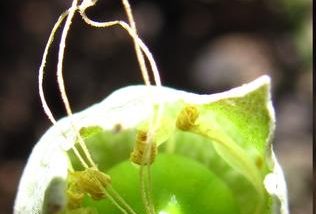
130 131 157 165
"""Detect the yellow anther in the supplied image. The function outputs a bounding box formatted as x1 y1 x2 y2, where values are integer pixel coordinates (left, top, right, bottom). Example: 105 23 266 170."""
72 168 111 200
67 189 84 209
176 105 199 131
130 131 157 165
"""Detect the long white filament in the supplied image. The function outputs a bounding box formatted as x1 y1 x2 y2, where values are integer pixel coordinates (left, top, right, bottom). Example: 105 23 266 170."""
80 17 162 87
56 0 77 117
37 10 89 169
38 0 163 213
38 11 68 125
120 2 156 213
122 0 151 87
80 5 164 213
120 2 159 213
53 0 97 169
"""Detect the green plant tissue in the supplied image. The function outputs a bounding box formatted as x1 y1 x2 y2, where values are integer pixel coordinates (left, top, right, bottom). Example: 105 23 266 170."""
14 75 288 214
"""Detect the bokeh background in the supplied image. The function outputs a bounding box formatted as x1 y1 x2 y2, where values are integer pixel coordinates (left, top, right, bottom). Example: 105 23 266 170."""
0 0 312 213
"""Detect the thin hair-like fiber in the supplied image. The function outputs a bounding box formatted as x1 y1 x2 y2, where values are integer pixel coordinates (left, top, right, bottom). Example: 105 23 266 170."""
38 0 164 213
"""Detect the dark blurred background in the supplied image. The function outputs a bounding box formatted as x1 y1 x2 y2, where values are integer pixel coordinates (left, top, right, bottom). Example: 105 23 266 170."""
0 0 312 213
